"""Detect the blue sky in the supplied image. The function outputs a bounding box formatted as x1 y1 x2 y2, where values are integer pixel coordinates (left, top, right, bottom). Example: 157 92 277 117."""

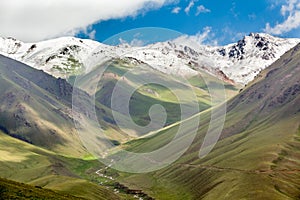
1 0 300 45
75 0 300 45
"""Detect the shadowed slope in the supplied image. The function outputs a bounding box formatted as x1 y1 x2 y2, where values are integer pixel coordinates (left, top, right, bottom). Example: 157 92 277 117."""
0 55 88 156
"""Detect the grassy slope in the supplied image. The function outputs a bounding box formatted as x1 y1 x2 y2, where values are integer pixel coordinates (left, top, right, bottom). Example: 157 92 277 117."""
94 62 211 129
0 130 121 200
113 44 300 199
0 177 86 200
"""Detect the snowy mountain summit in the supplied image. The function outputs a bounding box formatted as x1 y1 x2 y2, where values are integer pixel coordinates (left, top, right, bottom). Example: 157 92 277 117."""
168 32 300 84
0 33 299 84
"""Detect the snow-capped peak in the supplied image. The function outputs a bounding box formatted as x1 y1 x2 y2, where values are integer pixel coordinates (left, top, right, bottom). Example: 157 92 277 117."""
0 33 299 85
0 36 104 78
164 33 300 84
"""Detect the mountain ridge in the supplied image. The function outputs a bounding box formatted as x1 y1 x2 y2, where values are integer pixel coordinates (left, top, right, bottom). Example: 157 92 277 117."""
0 33 299 85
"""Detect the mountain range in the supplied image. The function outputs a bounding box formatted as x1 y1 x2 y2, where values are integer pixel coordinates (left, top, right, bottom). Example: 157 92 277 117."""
1 33 299 85
0 33 299 200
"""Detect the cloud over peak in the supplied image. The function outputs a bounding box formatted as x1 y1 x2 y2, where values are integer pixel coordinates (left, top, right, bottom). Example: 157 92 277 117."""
0 0 173 42
265 0 300 35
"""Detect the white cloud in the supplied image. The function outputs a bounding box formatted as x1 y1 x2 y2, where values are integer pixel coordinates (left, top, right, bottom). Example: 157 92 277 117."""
265 0 300 35
195 5 210 16
281 0 297 15
172 6 181 14
190 27 214 44
174 26 218 47
88 30 96 40
0 0 174 42
267 0 285 10
77 26 97 40
184 0 195 14
130 38 146 47
119 37 146 47
265 12 300 34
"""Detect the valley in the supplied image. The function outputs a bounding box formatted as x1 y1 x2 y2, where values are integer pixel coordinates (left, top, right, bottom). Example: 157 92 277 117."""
0 33 299 200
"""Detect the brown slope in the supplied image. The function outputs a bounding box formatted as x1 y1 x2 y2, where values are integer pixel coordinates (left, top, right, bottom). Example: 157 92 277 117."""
0 55 89 156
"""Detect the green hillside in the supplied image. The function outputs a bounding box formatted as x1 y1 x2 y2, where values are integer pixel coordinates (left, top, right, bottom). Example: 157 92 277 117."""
112 44 300 199
74 59 238 138
0 130 123 200
0 177 85 200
